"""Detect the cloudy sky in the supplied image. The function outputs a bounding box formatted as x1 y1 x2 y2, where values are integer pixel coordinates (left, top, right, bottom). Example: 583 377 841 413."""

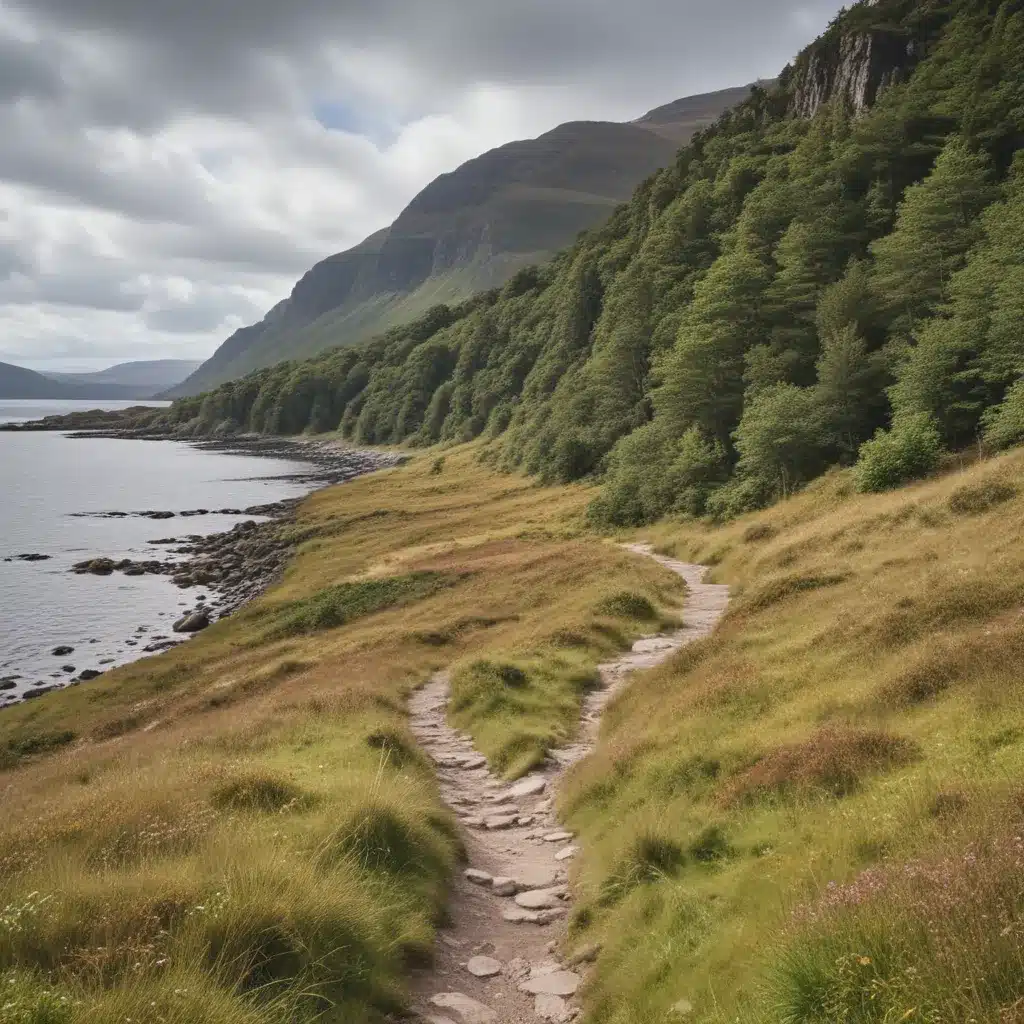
0 0 841 372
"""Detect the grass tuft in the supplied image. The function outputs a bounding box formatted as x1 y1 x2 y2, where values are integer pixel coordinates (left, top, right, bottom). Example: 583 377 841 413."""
210 772 313 813
721 728 920 805
595 592 659 621
947 478 1017 515
737 572 849 615
265 571 455 638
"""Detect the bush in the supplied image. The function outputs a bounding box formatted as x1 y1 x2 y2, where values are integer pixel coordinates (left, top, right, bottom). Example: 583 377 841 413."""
947 478 1017 514
854 414 943 492
983 379 1024 451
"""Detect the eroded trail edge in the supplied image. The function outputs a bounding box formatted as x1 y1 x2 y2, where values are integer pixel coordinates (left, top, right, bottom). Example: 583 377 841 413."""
408 543 730 1024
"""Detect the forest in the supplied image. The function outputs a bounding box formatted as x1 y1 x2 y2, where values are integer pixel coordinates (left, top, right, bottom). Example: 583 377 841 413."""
161 0 1024 525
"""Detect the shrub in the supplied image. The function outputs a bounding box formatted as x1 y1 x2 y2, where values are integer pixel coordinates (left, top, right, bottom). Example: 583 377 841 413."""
722 728 920 805
0 730 76 771
688 825 734 864
854 413 943 492
982 379 1024 451
595 592 659 620
947 478 1017 514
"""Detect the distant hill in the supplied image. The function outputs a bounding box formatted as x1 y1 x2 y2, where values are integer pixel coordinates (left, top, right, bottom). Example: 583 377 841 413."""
45 360 201 396
170 84 754 397
1 359 200 400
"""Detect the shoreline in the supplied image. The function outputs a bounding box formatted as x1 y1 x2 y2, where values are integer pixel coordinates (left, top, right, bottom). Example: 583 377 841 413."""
1 435 406 707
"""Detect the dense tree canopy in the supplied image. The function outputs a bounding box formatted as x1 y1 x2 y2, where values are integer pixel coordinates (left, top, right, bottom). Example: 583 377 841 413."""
162 0 1024 519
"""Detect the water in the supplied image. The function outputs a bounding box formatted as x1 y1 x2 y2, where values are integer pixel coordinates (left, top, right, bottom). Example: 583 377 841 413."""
0 428 320 704
0 398 170 425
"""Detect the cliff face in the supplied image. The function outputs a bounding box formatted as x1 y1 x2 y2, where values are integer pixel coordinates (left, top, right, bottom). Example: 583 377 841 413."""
790 28 919 119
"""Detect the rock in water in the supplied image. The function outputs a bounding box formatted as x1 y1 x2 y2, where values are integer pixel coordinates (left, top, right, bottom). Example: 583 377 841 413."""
77 670 102 681
51 646 74 657
173 610 210 633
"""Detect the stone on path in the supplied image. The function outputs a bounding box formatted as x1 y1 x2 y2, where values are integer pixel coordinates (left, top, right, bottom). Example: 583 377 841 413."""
555 845 579 862
466 956 502 978
514 888 565 910
429 992 498 1024
464 868 492 886
543 831 574 843
502 907 542 924
515 867 561 890
509 775 547 799
491 876 517 896
423 1016 459 1024
485 814 519 830
519 971 581 997
534 993 572 1022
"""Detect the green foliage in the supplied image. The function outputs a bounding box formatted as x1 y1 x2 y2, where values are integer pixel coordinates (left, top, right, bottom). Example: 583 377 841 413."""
161 0 1024 521
855 413 944 492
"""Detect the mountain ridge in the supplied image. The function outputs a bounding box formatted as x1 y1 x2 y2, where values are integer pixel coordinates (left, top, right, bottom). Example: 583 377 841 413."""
1 358 200 400
170 85 756 397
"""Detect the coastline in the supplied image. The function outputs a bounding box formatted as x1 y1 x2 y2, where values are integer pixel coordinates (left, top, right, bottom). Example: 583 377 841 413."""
1 434 405 706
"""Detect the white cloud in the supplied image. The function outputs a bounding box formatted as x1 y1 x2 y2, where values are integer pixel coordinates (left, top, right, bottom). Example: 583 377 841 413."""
0 0 843 372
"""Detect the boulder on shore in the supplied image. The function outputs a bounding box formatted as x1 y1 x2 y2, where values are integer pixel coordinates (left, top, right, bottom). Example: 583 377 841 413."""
173 610 210 634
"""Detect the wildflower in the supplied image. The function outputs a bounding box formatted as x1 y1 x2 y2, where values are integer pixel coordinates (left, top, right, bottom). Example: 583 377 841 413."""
858 956 872 966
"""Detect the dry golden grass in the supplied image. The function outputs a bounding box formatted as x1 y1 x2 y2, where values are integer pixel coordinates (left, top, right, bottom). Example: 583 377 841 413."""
0 443 681 1023
560 450 1024 1023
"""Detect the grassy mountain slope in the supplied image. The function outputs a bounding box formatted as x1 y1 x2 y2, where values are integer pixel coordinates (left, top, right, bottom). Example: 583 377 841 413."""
172 87 753 397
161 0 1024 527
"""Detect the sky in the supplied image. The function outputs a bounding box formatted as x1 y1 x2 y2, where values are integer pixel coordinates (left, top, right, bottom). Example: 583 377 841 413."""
0 0 842 373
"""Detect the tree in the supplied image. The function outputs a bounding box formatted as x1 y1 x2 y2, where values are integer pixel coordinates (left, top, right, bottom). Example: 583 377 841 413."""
815 324 888 461
732 384 825 503
871 137 997 337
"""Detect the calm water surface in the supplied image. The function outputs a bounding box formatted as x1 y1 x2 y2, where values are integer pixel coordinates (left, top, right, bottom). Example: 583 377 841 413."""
0 412 320 704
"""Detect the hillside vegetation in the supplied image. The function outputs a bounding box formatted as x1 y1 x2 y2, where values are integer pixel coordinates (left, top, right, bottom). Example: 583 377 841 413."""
158 0 1024 528
551 447 1024 1023
0 449 682 1023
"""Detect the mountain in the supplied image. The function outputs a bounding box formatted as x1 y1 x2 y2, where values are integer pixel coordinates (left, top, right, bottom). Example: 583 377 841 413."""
45 359 201 396
161 0 1024 519
0 359 199 400
170 85 754 397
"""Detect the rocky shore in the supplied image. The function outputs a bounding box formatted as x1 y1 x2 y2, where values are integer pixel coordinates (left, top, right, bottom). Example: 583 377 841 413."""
1 439 405 708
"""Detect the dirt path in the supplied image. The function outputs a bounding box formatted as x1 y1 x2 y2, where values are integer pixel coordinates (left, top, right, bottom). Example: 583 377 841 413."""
407 544 730 1024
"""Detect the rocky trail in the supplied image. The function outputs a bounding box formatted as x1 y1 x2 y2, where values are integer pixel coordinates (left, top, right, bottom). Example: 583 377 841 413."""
407 544 731 1024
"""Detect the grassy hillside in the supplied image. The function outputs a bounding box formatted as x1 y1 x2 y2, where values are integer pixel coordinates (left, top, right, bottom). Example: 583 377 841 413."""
0 448 682 1023
160 0 1024 529
555 448 1024 1023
